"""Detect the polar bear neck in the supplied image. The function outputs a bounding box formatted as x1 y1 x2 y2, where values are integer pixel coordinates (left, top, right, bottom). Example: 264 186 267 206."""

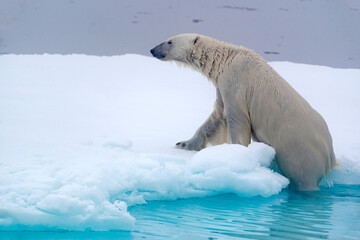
186 41 239 84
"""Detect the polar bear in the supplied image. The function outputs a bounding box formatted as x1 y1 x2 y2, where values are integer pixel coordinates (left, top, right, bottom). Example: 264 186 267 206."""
150 34 336 191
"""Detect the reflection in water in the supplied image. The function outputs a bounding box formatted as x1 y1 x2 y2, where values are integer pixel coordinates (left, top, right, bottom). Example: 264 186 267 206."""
268 191 332 239
131 185 359 239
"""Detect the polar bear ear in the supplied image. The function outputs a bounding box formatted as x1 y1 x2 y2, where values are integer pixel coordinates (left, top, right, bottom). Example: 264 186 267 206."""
193 36 199 44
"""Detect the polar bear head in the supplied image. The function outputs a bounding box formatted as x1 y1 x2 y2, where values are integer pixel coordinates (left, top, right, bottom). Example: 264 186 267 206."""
150 33 200 63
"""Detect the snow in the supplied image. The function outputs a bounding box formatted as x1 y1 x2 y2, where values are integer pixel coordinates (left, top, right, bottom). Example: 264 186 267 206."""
0 54 359 231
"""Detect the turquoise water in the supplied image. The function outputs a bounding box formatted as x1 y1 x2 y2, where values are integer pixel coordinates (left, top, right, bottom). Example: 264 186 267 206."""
1 185 359 239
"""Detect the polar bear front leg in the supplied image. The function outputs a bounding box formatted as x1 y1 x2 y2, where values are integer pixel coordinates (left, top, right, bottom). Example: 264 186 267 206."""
176 109 225 150
225 104 251 147
176 90 225 151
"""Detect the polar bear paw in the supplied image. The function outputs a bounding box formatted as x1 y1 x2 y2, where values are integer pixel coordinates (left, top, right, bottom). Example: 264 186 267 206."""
175 138 204 151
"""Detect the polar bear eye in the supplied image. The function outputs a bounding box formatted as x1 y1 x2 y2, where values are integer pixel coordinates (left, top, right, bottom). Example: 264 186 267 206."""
168 41 172 45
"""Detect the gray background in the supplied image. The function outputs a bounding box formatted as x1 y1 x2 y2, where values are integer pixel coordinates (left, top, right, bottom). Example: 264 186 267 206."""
1 0 359 68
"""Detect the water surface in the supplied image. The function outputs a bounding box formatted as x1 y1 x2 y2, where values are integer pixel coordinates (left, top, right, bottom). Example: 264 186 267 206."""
2 185 359 239
130 185 360 239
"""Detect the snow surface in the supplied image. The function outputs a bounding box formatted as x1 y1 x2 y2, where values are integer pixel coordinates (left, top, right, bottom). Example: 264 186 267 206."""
0 54 359 231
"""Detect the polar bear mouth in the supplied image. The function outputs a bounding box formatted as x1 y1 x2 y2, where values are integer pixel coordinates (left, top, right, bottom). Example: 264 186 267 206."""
155 54 166 59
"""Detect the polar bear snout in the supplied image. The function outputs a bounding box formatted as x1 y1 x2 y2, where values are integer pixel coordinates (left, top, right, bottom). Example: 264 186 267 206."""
150 43 166 60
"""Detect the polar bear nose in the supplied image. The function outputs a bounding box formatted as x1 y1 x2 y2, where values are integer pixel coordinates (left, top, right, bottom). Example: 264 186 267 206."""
150 45 166 59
